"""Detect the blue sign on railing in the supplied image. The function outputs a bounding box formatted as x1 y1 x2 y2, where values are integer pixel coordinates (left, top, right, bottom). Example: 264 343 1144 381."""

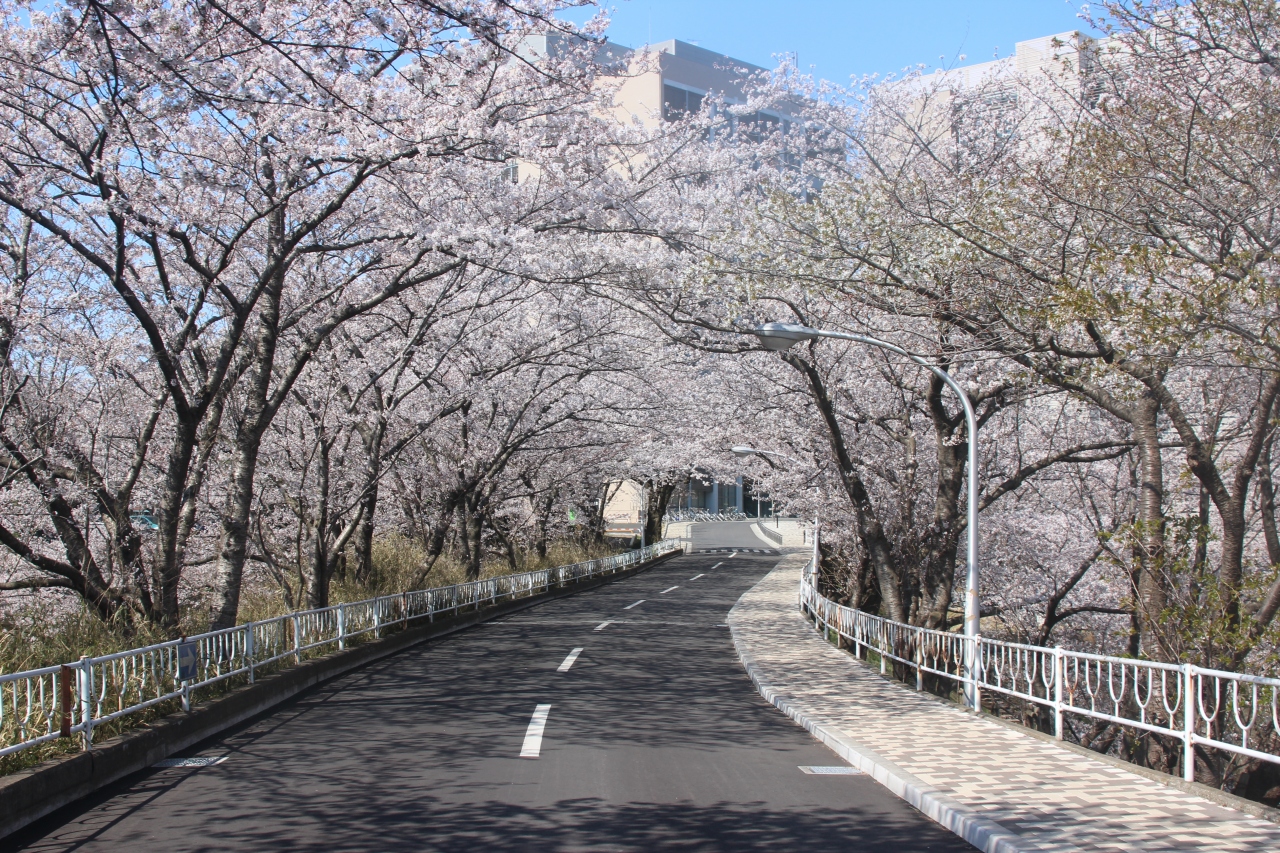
177 641 198 682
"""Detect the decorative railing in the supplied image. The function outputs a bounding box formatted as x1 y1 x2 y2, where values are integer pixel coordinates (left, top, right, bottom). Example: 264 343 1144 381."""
1 540 682 760
799 562 1280 781
664 510 750 522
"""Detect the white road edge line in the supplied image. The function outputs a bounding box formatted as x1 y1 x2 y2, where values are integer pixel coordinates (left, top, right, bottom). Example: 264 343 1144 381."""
520 704 552 758
557 648 583 672
660 585 679 594
711 562 723 569
623 600 644 610
690 574 704 580
594 620 613 631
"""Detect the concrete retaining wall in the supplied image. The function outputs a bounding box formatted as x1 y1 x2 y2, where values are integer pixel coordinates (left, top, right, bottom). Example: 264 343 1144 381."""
752 518 810 547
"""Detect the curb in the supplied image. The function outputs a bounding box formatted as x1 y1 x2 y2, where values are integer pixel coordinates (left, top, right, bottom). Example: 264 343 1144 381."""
1 550 679 841
727 569 1030 853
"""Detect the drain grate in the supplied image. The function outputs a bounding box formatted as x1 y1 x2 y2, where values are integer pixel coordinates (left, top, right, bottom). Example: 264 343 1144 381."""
799 765 862 775
153 756 227 768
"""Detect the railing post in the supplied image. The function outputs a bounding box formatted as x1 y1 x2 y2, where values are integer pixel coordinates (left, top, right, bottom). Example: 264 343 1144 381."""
1183 663 1196 782
1053 647 1064 739
292 614 301 663
179 636 191 712
246 624 256 684
337 604 347 651
970 635 983 712
59 664 73 738
78 656 94 751
374 599 383 639
915 630 923 692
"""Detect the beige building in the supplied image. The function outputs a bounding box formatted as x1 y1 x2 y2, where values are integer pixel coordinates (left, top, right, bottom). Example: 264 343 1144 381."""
518 35 798 138
916 31 1100 91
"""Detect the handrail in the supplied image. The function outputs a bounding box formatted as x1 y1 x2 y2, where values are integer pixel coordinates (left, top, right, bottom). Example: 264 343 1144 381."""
663 510 750 522
754 524 784 545
0 539 683 760
798 561 1280 782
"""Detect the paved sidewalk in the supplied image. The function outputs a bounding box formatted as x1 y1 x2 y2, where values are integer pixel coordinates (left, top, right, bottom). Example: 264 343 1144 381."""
727 555 1280 853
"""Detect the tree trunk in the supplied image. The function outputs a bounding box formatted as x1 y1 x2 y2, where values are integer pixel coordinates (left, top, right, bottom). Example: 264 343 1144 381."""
154 418 200 627
917 373 966 629
1131 398 1169 658
354 419 385 584
533 489 555 559
465 504 484 581
210 222 285 630
782 351 908 623
644 480 676 545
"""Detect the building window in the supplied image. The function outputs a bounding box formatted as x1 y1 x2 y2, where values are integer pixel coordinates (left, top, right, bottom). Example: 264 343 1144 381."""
663 83 704 121
501 160 519 184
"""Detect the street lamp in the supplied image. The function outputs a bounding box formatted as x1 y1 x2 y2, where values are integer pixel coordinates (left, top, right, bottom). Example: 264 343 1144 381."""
751 322 982 706
730 445 790 466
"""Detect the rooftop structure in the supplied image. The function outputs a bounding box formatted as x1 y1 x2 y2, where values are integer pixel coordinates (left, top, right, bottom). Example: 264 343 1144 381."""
517 34 796 130
916 31 1102 91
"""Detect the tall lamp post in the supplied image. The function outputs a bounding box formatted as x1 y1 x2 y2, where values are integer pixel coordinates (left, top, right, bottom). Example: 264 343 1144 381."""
750 322 982 707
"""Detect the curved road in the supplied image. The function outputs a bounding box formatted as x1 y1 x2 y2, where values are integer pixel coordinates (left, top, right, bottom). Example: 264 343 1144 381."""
11 525 972 852
688 520 789 552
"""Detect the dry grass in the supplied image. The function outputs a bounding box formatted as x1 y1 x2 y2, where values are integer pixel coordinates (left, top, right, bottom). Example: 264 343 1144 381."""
0 602 180 775
0 600 173 674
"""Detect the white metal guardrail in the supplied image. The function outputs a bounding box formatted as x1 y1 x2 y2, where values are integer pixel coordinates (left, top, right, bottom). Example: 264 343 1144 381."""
664 510 749 522
799 561 1280 781
754 524 784 545
1 540 682 760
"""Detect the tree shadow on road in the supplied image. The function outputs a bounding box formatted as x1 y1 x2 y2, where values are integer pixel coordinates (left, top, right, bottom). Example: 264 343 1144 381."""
17 788 974 852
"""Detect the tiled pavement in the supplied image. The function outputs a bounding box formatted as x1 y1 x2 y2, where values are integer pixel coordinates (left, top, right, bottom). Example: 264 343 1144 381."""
727 555 1280 853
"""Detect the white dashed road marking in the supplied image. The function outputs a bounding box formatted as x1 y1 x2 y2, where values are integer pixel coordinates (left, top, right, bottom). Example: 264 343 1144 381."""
557 648 583 672
520 705 552 757
594 620 613 631
661 586 679 594
711 562 723 569
623 600 644 610
690 574 704 580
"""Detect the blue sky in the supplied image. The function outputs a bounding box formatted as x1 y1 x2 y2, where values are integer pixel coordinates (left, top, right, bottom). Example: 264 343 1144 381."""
569 1 1102 84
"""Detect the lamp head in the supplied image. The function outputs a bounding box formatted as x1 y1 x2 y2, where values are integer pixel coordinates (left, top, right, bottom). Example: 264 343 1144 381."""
752 322 819 351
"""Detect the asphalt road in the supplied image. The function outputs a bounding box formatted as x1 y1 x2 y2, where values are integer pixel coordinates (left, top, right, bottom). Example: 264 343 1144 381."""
10 528 973 852
688 520 788 552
